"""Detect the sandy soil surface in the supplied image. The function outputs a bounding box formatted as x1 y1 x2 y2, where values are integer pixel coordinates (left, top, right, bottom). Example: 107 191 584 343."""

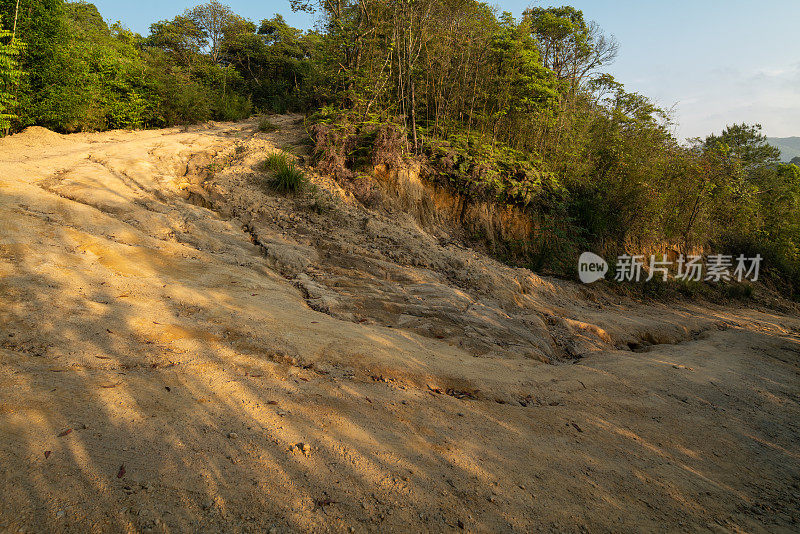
0 116 798 533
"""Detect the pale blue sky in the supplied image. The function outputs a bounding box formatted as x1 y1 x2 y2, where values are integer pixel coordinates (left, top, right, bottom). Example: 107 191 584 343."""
91 0 800 140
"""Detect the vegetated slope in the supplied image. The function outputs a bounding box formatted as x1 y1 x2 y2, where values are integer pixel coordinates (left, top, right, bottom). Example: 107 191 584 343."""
0 117 798 533
768 136 800 161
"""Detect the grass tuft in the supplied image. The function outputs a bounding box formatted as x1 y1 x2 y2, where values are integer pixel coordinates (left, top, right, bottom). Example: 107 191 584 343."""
258 116 279 133
259 152 307 194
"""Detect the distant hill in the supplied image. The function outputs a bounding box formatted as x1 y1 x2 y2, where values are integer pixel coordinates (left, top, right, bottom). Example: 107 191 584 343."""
767 137 800 161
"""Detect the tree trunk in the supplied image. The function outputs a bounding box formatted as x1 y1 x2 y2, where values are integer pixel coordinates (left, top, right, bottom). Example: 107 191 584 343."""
12 0 20 41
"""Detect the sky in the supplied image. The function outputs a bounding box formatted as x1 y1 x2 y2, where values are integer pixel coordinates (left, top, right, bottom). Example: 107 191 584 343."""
90 0 800 141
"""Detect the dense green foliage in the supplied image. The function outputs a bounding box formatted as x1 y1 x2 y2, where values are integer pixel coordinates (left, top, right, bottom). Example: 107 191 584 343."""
0 14 23 131
1 0 798 295
0 0 319 130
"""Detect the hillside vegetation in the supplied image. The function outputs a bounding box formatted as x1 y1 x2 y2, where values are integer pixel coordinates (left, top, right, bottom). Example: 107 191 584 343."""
768 136 800 161
1 0 799 295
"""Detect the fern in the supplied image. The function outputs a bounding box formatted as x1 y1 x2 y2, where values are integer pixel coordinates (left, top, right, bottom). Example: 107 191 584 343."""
0 16 25 133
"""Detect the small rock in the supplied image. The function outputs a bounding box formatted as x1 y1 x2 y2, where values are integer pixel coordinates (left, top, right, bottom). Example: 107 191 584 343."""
56 510 65 519
228 432 238 439
202 500 214 511
268 527 277 534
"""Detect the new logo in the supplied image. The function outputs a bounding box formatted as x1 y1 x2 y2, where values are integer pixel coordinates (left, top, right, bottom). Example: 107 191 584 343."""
578 252 608 283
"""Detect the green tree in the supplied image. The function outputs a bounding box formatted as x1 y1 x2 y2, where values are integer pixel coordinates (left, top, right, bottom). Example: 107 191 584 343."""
523 6 617 87
186 0 238 64
146 15 207 69
704 123 781 171
0 0 70 129
0 14 23 132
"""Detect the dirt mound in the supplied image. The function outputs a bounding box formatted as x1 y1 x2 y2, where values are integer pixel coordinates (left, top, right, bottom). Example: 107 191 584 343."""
0 116 798 533
5 125 68 148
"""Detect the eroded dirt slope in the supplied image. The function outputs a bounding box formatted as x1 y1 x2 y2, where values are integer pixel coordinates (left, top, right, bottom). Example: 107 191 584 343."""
0 117 798 533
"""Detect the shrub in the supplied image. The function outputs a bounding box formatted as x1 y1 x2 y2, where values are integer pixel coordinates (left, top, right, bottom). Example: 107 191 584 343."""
259 152 307 193
308 108 357 179
148 64 212 126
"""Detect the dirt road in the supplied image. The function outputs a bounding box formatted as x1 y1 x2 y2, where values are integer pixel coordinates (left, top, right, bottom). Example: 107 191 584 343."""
0 118 798 533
